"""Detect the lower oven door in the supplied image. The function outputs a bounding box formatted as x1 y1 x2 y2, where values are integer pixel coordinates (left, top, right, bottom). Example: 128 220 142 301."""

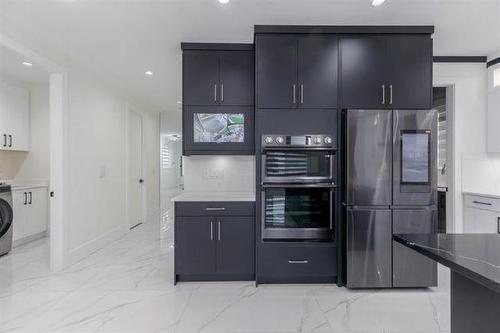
261 183 335 241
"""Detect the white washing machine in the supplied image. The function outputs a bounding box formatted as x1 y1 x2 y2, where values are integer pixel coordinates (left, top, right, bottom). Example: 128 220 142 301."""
0 185 13 256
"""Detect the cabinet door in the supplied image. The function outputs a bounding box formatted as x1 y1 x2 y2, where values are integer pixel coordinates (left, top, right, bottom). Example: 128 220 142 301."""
219 51 254 106
28 188 48 235
340 37 387 109
387 36 432 109
215 216 254 275
7 84 30 151
256 34 298 109
12 191 28 241
183 51 220 106
0 80 9 147
175 216 216 275
464 207 500 234
298 35 338 108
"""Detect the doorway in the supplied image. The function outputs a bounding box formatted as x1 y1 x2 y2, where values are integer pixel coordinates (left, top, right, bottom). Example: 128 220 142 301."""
127 109 145 229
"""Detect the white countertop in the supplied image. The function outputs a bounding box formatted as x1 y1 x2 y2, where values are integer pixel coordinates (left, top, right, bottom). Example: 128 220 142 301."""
1 180 49 191
463 191 500 199
172 192 256 202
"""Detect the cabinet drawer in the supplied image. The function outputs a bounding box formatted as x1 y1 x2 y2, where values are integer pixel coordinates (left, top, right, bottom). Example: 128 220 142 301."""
464 195 500 212
258 244 337 277
175 201 255 217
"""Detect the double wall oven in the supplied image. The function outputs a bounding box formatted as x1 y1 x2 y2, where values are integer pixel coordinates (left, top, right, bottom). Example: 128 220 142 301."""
261 135 336 241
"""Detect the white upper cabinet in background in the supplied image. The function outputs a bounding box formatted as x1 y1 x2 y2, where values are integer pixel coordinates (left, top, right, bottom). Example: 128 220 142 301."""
0 79 30 151
488 63 500 153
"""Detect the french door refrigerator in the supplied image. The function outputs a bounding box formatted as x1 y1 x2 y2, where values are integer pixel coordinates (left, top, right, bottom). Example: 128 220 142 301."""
345 109 437 288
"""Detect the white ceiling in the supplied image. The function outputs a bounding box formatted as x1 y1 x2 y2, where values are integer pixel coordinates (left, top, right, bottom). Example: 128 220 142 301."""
0 45 49 85
1 0 499 114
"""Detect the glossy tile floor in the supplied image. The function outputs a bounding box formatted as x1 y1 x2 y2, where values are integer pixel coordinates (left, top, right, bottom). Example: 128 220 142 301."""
0 211 450 332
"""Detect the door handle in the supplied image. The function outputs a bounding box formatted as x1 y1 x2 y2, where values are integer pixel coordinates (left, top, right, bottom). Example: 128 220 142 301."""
206 207 226 211
3 134 6 147
300 84 304 105
472 200 492 206
381 85 386 105
218 221 221 241
8 135 12 148
23 192 27 205
28 192 32 204
214 84 218 102
389 84 393 105
139 179 144 183
220 84 224 102
292 84 296 105
288 260 309 264
210 221 214 241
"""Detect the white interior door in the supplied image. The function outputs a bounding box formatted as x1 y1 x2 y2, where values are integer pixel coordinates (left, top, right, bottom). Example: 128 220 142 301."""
128 111 144 228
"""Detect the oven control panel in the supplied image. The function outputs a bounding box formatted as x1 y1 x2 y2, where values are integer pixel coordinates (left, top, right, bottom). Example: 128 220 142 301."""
262 135 336 148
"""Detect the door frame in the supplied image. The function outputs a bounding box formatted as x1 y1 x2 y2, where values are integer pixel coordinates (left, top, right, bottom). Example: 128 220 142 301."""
125 105 147 229
0 33 68 271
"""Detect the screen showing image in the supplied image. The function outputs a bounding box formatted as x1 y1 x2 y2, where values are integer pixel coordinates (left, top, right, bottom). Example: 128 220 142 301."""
193 113 245 143
401 131 430 184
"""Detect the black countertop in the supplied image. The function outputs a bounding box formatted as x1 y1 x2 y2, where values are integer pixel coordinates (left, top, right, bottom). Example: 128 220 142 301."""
394 233 500 294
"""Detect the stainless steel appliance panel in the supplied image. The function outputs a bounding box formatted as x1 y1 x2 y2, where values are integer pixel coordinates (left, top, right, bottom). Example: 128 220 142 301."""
392 208 437 287
347 208 392 288
347 110 392 206
393 110 437 206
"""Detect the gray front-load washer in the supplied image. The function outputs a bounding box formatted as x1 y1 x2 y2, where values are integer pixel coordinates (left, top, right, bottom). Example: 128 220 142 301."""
0 185 13 256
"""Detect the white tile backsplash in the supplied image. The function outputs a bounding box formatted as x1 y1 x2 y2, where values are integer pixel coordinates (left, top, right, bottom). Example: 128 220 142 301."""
183 156 255 193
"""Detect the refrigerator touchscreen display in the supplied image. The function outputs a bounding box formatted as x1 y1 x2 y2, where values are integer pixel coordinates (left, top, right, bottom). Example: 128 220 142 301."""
401 130 430 184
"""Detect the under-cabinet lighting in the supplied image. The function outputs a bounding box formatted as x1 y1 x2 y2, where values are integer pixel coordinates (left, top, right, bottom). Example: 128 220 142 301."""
22 62 33 67
145 70 153 76
372 0 386 6
218 0 230 4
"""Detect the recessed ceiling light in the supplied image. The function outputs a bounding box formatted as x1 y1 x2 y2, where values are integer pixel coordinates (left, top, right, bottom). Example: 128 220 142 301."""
22 62 33 67
145 70 153 76
372 0 386 6
218 0 230 4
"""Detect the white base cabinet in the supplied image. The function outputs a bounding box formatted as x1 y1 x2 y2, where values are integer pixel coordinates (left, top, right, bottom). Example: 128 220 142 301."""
464 194 500 234
0 79 30 151
12 187 48 242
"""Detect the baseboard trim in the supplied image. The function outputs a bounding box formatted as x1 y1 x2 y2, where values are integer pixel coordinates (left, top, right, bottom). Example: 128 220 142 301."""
68 225 128 266
13 231 47 248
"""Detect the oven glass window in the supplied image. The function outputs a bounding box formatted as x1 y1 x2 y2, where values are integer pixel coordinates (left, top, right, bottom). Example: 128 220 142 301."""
264 188 331 229
401 130 430 184
265 151 331 178
193 113 245 143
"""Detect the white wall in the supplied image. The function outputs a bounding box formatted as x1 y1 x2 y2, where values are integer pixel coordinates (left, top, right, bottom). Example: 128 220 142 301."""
65 69 159 265
0 78 49 182
183 156 255 193
434 63 500 232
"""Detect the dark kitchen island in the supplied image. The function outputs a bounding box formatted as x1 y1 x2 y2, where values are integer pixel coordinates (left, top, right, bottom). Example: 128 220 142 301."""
394 233 500 333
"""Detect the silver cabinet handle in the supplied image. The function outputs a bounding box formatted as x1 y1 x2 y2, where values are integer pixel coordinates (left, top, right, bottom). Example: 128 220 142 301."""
288 260 309 264
206 207 226 211
218 221 221 241
214 84 218 102
381 85 386 105
210 222 214 240
23 192 27 205
221 84 224 102
292 84 296 104
28 191 32 204
300 84 304 104
389 84 393 105
497 217 500 234
8 135 12 148
472 200 492 206
2 134 6 147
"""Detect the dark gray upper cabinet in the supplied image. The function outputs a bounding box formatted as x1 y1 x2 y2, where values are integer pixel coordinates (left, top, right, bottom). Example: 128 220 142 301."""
183 47 254 106
216 216 255 275
340 37 387 109
256 34 298 109
340 35 432 109
256 34 338 109
387 36 433 109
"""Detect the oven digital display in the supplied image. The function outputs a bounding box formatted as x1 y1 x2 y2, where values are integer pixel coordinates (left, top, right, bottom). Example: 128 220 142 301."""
289 136 306 145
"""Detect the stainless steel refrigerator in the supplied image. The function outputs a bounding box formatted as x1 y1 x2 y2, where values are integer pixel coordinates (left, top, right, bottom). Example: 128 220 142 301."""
345 109 437 288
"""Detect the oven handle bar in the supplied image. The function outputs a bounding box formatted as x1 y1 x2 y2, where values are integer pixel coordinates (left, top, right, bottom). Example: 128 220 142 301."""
261 183 337 189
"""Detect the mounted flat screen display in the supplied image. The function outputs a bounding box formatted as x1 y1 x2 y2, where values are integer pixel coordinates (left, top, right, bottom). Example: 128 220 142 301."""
401 130 431 184
193 113 245 143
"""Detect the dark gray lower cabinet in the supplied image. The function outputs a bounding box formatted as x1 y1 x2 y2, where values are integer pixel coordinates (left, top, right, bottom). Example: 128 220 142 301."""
175 202 255 282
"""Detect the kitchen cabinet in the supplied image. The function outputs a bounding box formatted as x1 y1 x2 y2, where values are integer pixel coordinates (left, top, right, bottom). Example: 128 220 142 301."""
174 201 255 282
0 80 30 151
182 44 254 106
464 194 500 234
12 187 48 243
256 34 338 109
340 35 432 109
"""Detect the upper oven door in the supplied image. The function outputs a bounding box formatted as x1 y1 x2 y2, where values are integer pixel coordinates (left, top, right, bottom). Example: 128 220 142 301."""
262 148 335 183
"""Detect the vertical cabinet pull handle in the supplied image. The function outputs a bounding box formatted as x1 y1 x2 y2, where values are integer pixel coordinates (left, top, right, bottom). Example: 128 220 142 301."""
389 85 393 105
214 84 218 102
28 192 32 204
381 85 386 105
8 135 12 148
3 134 6 147
497 217 500 234
210 221 214 240
23 192 27 205
220 84 224 102
292 84 296 104
300 84 304 104
218 221 221 240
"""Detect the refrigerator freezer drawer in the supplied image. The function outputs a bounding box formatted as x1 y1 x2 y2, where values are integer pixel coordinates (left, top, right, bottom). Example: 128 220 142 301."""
392 208 437 287
347 208 392 288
